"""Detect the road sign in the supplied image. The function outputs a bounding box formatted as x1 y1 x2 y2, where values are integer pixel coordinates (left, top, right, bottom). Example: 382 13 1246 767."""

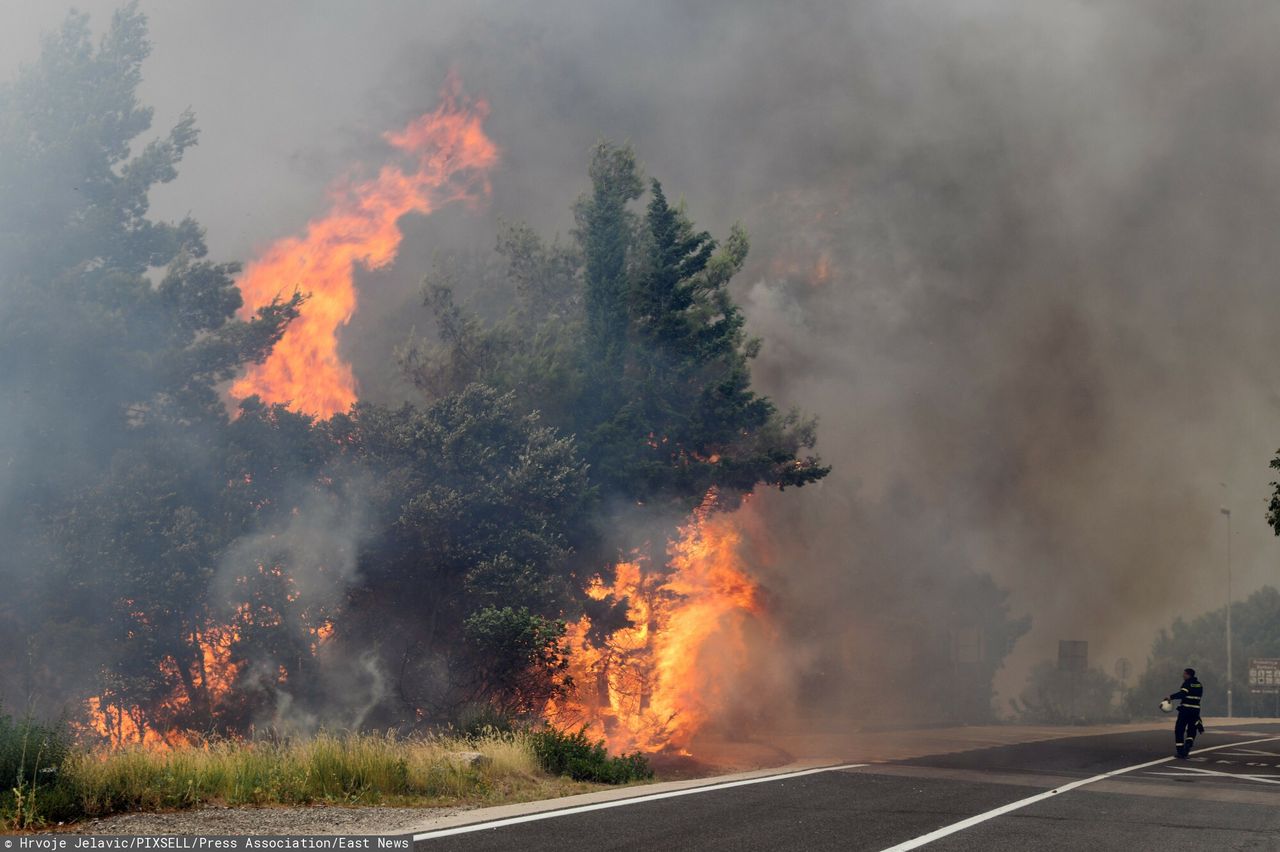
1059 640 1088 674
1248 658 1280 694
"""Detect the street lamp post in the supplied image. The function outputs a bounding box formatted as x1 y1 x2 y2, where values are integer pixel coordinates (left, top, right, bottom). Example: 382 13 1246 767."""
1220 506 1233 718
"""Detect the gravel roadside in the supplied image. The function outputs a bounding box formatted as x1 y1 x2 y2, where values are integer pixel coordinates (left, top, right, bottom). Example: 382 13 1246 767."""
51 804 469 836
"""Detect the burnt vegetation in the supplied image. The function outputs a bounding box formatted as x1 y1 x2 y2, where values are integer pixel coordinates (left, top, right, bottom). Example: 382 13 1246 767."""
0 6 827 749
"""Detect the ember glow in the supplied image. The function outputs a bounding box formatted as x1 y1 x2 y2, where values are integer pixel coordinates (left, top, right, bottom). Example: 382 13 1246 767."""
230 77 499 416
79 619 243 749
550 491 766 754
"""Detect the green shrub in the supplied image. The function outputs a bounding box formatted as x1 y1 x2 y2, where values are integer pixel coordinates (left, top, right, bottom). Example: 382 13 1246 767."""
0 707 76 828
529 726 652 784
456 704 516 740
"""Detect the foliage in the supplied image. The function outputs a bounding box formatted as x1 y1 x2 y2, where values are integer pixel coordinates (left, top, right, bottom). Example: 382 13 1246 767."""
529 726 653 784
1010 662 1124 724
329 385 592 723
577 143 644 379
395 143 838 731
926 577 1029 723
404 141 830 513
842 568 1028 725
0 708 75 829
463 607 571 717
1126 586 1280 717
0 4 299 725
2 730 615 829
0 6 834 746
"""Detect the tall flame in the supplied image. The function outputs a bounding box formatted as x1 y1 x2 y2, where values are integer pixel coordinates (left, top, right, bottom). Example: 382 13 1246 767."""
550 491 766 754
230 76 499 416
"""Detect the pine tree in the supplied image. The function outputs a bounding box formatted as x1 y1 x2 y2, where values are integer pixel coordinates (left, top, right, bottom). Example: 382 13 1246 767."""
575 142 643 396
0 4 298 722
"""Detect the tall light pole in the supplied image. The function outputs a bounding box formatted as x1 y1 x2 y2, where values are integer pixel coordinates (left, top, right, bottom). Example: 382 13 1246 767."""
1220 505 1233 718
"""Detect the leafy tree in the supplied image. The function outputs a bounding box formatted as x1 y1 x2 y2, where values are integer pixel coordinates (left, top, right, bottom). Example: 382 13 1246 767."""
0 5 298 725
576 142 644 384
1126 586 1280 717
406 141 829 514
399 142 834 727
462 606 571 718
333 386 592 723
0 8 837 741
1011 662 1123 724
898 572 1030 723
498 221 581 329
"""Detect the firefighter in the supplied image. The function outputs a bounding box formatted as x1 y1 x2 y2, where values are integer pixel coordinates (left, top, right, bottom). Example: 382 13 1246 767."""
1163 667 1203 758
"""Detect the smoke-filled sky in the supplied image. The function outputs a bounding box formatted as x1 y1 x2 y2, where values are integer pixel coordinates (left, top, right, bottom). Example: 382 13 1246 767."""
6 0 1280 707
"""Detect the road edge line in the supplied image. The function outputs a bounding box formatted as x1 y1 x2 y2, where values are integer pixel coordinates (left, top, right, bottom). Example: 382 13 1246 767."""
413 762 868 841
879 735 1280 851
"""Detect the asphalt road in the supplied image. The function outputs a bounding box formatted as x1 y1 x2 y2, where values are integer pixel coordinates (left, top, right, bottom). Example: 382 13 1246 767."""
414 723 1280 851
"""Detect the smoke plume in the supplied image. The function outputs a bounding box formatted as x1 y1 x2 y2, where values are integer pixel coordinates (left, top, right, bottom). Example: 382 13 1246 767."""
4 0 1279 729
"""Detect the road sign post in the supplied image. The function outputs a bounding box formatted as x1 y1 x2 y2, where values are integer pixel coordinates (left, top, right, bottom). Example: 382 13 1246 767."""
1248 658 1280 718
1059 641 1088 720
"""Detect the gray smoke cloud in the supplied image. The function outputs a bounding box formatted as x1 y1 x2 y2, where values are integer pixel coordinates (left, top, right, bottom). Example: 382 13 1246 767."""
5 0 1279 720
211 480 386 734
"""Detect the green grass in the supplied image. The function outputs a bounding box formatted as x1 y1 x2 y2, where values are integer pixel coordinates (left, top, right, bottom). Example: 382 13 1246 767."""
3 729 632 830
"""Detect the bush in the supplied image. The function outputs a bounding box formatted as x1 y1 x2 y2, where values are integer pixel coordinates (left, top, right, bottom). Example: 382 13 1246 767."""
0 708 76 828
529 726 652 784
1010 662 1126 724
456 704 517 740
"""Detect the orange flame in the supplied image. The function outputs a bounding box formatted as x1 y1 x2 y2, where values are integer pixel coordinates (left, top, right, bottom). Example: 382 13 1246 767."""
310 619 335 655
78 618 244 750
230 76 499 416
550 491 765 753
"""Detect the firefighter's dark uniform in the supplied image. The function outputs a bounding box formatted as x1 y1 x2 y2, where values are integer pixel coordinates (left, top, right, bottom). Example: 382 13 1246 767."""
1167 675 1203 757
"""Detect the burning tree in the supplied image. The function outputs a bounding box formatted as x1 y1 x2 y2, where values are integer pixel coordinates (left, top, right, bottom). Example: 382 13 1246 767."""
404 142 831 750
0 6 827 752
0 5 299 739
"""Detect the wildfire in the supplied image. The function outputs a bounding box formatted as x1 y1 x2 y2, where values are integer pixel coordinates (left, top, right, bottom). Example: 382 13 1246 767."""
79 618 244 750
310 619 335 655
550 490 766 754
230 75 499 416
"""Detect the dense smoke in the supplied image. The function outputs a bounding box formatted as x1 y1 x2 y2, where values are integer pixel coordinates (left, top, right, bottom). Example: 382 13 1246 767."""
4 0 1280 735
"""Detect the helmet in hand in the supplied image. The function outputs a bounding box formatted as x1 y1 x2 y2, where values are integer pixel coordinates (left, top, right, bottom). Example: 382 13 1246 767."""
1159 699 1174 713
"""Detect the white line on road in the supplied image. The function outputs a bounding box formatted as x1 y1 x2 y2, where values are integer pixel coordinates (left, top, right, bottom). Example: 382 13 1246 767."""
1146 765 1280 784
879 735 1280 852
413 762 869 841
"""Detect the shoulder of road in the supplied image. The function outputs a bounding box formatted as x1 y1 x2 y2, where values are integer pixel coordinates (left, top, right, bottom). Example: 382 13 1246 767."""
410 717 1279 837
412 719 1280 850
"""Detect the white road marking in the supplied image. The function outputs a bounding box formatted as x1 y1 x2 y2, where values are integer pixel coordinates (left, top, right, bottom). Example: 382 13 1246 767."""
878 735 1280 852
1146 765 1280 785
413 762 869 841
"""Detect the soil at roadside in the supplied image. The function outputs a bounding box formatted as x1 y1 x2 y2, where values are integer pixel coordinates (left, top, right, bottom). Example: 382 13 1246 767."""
47 803 469 836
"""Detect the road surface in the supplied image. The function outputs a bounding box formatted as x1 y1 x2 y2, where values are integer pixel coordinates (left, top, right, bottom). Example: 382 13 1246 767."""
412 722 1280 851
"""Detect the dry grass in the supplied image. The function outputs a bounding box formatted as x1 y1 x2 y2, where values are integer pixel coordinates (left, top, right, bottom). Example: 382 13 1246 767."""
51 730 603 824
